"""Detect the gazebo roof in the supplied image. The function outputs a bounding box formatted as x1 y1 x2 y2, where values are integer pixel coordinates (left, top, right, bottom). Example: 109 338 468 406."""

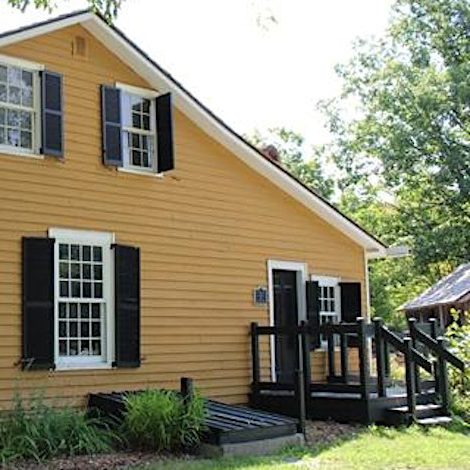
402 263 470 311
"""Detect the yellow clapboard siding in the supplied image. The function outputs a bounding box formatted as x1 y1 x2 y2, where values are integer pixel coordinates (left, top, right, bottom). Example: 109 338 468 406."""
0 24 369 408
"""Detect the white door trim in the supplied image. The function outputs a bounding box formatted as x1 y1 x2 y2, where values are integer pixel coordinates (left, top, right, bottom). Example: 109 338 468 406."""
267 260 308 382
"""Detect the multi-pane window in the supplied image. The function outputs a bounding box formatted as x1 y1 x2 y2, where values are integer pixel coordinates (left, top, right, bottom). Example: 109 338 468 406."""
0 62 37 152
313 277 341 347
52 229 113 368
121 91 155 170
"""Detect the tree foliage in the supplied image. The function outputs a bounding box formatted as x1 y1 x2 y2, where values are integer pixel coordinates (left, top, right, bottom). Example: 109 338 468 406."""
6 0 124 21
248 127 335 200
320 0 470 275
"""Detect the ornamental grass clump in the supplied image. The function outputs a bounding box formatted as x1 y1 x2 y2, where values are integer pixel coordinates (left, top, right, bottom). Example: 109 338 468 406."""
121 389 206 452
0 392 115 464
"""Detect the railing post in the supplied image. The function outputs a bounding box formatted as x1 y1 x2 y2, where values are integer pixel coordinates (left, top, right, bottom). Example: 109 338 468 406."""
404 337 416 421
437 337 450 413
429 318 438 340
408 318 421 395
251 322 260 395
181 377 194 406
373 318 386 398
340 332 349 384
294 330 306 436
327 330 335 380
300 321 311 401
384 341 390 378
357 317 370 400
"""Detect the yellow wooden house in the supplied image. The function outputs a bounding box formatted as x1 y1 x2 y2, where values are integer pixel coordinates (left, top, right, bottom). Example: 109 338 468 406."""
0 10 386 410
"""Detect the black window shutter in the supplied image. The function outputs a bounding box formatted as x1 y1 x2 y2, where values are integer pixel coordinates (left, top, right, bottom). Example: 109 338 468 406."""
340 282 362 347
156 92 175 172
41 71 64 158
101 85 123 167
306 280 321 350
22 237 55 370
114 244 140 367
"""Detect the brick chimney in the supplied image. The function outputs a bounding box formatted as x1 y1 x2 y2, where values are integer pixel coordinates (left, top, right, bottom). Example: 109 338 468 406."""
261 144 281 163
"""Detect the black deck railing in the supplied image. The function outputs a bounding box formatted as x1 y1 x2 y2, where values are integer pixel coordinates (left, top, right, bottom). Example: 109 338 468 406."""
251 317 465 423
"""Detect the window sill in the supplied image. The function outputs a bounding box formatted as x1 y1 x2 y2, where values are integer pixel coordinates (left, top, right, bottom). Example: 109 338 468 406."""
117 167 164 178
54 362 113 371
0 148 44 160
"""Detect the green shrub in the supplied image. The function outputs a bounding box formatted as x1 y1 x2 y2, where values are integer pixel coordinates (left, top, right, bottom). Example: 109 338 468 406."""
121 389 206 452
0 392 114 464
446 310 470 423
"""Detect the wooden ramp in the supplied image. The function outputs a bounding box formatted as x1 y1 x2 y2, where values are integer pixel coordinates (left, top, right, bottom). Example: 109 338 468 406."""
88 391 297 445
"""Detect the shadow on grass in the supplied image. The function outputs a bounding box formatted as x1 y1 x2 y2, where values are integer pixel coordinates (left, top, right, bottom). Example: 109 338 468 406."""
144 424 369 470
141 418 470 470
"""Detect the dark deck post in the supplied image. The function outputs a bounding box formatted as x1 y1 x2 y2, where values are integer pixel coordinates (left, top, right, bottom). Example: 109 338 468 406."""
327 331 335 380
340 332 349 383
357 317 370 401
408 318 421 395
300 320 311 400
404 337 416 421
294 330 306 436
181 377 194 406
251 322 260 395
429 318 438 340
437 337 450 413
384 341 390 378
373 318 386 398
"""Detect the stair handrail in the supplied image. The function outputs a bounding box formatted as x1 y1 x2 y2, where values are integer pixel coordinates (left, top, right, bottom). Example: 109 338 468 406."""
408 317 466 414
380 324 433 374
373 317 434 421
408 319 465 371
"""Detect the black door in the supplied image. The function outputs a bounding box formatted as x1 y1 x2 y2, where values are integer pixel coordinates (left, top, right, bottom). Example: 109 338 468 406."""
273 269 298 383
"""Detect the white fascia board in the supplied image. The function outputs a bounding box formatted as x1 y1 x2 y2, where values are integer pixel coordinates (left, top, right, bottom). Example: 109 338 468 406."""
0 13 386 255
0 12 94 48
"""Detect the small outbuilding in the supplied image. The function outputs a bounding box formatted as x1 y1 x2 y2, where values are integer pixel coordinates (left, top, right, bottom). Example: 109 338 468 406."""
401 263 470 327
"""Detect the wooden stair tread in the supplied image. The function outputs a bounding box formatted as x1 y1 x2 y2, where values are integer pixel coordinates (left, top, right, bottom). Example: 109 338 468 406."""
416 416 452 426
388 403 442 413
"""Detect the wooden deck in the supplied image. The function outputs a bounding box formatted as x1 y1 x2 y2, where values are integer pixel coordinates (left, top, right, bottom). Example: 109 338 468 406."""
250 383 438 424
88 386 298 445
249 318 464 426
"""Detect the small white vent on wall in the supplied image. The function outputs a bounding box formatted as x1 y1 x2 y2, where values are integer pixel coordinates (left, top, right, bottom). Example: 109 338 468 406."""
72 36 88 58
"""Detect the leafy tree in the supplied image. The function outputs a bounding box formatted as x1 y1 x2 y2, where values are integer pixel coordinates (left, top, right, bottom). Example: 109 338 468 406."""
319 0 470 275
248 127 335 200
339 189 430 329
7 0 124 21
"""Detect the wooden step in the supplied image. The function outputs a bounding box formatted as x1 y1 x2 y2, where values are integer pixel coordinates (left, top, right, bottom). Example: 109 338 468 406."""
387 403 445 419
416 416 452 426
383 403 448 426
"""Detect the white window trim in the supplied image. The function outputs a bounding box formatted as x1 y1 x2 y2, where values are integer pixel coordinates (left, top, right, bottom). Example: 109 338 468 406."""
267 260 307 382
0 53 44 71
311 275 342 349
49 228 115 371
115 81 159 99
0 54 43 157
116 82 159 174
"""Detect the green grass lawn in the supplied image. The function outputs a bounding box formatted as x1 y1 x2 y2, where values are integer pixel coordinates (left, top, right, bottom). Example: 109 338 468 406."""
139 422 470 470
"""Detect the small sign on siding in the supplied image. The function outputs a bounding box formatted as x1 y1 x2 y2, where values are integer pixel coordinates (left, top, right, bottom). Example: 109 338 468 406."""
253 286 268 306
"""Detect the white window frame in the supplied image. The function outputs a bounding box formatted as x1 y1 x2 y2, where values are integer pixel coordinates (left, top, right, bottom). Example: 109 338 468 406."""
116 82 159 174
267 260 308 382
311 275 341 349
0 54 43 158
49 228 115 370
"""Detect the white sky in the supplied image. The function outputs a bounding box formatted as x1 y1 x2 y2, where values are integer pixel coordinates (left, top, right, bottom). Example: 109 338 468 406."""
0 0 394 146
